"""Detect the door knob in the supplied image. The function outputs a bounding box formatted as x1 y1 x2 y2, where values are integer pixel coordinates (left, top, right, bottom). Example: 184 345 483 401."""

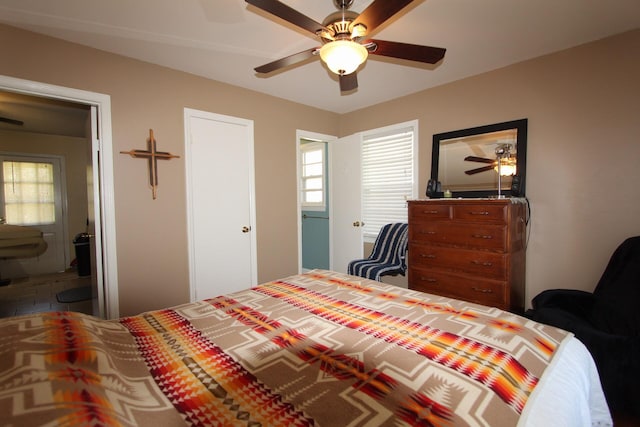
242 226 251 233
353 221 364 227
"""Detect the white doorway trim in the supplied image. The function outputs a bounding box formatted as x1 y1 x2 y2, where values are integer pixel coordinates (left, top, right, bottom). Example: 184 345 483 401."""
0 75 119 319
295 129 335 273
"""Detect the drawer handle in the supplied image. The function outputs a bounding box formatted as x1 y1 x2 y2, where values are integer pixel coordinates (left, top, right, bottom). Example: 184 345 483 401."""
420 231 436 235
472 287 493 293
471 234 493 239
420 254 436 259
469 211 490 216
471 260 493 266
420 277 438 283
422 210 440 214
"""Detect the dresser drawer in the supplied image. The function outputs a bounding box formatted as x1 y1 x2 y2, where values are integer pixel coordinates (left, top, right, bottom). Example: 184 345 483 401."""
409 203 451 220
409 268 507 308
410 222 508 251
409 243 507 280
453 204 507 223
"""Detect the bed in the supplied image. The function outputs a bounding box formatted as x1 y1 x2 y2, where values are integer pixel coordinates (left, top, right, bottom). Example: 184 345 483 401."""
0 270 611 426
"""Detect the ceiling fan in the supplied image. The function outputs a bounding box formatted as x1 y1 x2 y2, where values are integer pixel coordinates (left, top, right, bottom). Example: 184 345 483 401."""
0 116 24 126
464 144 516 176
246 0 446 91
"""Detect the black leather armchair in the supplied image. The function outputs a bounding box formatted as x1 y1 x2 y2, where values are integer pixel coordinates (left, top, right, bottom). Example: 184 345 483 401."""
526 236 640 419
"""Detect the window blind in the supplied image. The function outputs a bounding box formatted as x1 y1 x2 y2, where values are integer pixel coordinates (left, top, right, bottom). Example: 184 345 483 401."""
362 127 414 239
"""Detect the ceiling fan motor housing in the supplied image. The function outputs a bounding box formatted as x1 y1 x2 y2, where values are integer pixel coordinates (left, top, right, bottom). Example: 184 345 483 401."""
495 143 513 158
321 10 363 43
333 0 354 10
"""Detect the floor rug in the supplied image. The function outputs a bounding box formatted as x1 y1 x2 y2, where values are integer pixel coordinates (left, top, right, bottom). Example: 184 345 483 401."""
56 286 92 303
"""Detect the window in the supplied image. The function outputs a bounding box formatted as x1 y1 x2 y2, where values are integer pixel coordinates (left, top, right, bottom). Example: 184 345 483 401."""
300 141 326 210
2 160 55 225
361 123 417 240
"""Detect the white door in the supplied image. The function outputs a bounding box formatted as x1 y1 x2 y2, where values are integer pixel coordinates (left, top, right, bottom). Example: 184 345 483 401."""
87 105 105 317
0 154 67 276
185 109 257 300
329 133 363 273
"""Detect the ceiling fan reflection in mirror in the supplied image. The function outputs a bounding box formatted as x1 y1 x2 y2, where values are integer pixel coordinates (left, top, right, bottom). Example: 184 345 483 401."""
464 144 516 176
246 0 446 92
465 143 516 198
0 116 24 126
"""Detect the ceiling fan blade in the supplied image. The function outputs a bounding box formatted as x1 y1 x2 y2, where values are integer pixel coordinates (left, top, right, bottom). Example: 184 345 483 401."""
464 156 495 164
0 116 24 126
465 165 495 175
339 72 358 92
245 0 326 35
254 48 318 74
352 0 415 35
365 39 445 64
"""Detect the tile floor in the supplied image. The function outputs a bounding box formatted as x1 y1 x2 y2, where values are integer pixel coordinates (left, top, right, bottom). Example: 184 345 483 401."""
0 270 94 318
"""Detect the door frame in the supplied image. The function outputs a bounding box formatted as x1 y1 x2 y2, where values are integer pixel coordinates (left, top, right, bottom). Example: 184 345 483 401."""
184 108 257 301
0 75 119 319
295 130 335 273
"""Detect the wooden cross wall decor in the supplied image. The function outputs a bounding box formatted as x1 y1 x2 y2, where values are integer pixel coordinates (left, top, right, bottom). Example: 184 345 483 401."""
121 129 180 199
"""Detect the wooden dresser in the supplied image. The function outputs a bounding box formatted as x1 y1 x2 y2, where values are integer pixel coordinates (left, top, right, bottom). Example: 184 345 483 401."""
407 199 526 312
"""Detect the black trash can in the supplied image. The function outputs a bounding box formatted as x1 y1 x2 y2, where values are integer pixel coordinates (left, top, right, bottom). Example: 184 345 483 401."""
73 233 91 277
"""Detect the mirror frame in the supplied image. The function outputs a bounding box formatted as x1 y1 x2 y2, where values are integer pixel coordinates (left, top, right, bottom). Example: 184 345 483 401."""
429 118 528 198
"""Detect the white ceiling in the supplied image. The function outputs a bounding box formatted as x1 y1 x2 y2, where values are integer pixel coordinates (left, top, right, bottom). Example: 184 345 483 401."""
1 0 639 114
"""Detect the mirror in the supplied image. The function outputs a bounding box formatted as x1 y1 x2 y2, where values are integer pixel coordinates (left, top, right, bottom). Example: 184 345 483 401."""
429 119 527 198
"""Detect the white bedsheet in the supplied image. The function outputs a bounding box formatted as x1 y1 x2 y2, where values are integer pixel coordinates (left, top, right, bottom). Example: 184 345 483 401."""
519 335 612 426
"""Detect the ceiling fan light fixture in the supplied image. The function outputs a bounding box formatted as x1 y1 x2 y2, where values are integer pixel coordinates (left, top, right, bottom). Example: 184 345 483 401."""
495 162 516 176
319 40 368 75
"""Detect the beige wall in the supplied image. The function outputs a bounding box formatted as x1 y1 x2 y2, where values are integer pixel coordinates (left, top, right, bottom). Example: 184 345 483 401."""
2 23 638 315
340 29 640 304
1 24 339 316
0 129 89 263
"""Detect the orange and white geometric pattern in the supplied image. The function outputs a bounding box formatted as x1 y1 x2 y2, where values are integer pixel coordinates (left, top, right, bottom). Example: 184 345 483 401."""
0 270 569 426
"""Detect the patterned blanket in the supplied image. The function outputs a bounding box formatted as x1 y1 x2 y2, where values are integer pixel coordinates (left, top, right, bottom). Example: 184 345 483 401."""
0 270 570 426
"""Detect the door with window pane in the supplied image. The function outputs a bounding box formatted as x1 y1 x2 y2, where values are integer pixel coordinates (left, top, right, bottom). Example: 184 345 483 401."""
0 155 66 277
300 140 330 270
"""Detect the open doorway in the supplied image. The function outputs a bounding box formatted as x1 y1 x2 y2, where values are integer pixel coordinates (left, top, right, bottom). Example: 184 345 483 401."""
296 130 335 273
0 91 96 317
0 76 119 319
